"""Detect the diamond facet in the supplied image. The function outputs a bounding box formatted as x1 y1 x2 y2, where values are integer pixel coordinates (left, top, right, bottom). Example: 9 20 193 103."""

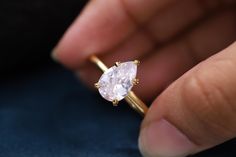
97 61 137 102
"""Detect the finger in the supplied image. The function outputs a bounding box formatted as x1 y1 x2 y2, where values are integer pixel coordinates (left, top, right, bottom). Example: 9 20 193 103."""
139 41 236 157
77 30 155 88
78 9 236 101
147 0 206 42
78 0 207 81
147 0 236 42
52 0 176 69
136 9 236 100
77 0 233 89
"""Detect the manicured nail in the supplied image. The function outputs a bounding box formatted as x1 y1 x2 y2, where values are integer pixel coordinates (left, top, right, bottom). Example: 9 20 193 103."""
139 119 196 157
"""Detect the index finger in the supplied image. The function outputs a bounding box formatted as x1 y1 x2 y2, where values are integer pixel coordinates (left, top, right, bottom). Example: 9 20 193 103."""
52 0 176 69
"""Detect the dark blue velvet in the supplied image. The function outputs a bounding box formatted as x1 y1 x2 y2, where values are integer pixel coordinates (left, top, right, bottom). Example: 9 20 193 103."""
0 65 142 157
0 64 235 157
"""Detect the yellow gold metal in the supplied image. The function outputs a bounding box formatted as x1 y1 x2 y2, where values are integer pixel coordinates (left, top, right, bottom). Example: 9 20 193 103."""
115 61 121 67
90 55 108 72
125 91 148 116
90 55 148 116
94 83 100 89
112 99 119 106
134 60 140 66
132 78 139 85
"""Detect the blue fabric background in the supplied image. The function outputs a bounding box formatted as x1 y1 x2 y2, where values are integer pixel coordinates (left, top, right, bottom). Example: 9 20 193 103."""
0 63 235 157
0 64 142 157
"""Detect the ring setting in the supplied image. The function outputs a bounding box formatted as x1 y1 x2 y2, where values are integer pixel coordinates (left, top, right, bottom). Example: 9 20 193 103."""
90 55 148 116
95 60 139 106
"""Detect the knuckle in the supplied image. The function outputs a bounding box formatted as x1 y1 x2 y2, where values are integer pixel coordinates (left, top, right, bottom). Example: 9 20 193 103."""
181 69 236 141
183 72 220 114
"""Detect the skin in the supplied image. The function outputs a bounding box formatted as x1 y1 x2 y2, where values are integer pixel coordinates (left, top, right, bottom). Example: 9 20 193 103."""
52 0 236 157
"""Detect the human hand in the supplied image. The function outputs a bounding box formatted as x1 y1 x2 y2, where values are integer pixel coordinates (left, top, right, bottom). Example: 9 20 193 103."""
52 0 236 156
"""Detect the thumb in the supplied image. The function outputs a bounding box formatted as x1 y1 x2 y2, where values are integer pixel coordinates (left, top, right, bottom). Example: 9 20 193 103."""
139 42 236 157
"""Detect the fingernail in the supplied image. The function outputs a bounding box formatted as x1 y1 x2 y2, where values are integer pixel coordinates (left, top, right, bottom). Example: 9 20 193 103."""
51 48 59 62
139 119 196 157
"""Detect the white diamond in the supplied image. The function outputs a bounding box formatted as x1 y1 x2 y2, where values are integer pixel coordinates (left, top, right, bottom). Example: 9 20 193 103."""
98 61 137 102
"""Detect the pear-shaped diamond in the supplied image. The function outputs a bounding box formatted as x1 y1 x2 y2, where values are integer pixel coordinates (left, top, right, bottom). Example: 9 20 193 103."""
97 61 137 102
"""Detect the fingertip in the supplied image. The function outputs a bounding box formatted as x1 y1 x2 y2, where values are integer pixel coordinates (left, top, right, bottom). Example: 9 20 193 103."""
139 119 196 157
51 48 59 62
52 0 137 69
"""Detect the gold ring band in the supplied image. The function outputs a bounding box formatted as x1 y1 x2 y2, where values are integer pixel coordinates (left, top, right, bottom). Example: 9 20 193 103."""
90 55 148 116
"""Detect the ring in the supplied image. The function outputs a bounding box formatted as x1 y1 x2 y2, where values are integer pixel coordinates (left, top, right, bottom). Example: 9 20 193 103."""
90 55 148 116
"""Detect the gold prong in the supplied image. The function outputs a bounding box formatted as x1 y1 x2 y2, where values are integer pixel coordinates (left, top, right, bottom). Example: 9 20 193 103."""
112 99 119 106
94 83 100 89
134 60 140 66
115 61 121 67
132 78 139 85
